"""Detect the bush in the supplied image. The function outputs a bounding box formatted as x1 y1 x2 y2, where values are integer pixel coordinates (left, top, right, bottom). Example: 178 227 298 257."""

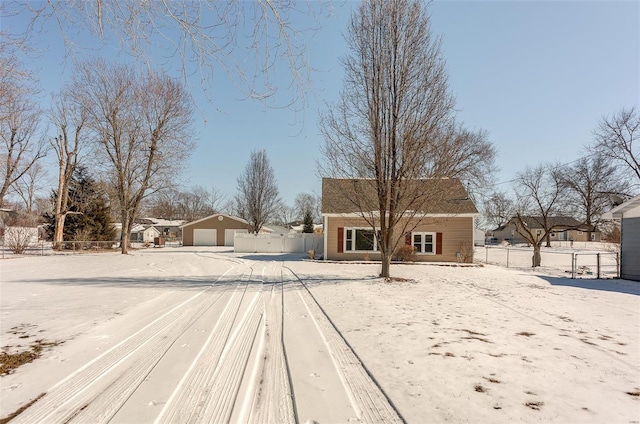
395 245 416 262
458 241 474 263
5 226 38 254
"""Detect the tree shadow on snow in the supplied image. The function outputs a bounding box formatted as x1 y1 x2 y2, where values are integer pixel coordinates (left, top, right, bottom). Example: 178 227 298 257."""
537 276 640 296
12 273 376 291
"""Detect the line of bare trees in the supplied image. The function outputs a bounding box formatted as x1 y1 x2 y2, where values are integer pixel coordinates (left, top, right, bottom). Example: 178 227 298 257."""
482 108 638 266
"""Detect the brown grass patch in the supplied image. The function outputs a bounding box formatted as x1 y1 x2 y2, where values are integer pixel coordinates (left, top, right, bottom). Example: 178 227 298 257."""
383 277 417 283
463 336 492 343
0 393 46 424
474 385 487 393
461 329 486 336
483 377 501 384
516 331 535 337
626 391 640 397
525 401 544 410
0 340 64 375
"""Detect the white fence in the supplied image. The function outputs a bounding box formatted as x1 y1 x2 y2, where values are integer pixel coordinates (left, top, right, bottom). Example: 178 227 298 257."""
234 233 324 256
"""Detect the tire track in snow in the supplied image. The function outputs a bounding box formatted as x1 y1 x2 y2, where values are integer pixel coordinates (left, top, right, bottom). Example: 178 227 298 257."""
12 264 249 424
284 266 405 424
155 279 254 423
199 290 263 424
246 263 296 424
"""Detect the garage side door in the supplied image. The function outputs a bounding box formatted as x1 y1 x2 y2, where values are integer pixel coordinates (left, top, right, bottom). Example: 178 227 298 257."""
193 229 217 246
225 229 248 246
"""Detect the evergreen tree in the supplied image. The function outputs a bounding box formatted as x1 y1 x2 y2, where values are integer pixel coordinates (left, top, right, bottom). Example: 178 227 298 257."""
302 210 314 233
43 166 115 243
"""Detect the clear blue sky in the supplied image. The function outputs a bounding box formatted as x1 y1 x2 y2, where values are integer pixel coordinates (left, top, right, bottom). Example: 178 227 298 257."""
3 1 639 206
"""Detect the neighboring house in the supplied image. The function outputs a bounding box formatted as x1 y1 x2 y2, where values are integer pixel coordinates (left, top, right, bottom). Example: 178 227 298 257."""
289 223 324 234
262 224 292 235
609 194 640 281
181 214 252 247
135 225 161 243
492 216 601 244
321 178 478 262
137 218 186 239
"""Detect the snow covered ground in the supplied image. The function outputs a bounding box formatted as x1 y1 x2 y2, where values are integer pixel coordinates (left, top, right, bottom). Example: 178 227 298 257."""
1 247 638 423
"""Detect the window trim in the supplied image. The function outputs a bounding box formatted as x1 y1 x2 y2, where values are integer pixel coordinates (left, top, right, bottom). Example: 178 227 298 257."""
343 227 380 252
412 231 436 255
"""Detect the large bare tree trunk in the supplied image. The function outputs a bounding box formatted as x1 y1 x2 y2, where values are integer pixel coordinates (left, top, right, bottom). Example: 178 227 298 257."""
121 212 131 254
532 245 541 268
381 255 392 279
50 90 86 250
53 214 66 250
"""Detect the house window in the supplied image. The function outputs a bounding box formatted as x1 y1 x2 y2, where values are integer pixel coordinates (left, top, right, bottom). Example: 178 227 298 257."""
591 233 595 241
535 229 542 235
413 232 436 254
345 228 378 251
577 231 583 235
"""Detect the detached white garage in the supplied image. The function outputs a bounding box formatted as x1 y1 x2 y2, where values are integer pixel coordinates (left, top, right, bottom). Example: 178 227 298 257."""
181 214 252 247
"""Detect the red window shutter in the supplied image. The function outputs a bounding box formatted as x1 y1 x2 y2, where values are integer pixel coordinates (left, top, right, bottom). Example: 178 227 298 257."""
337 227 344 253
405 232 411 245
436 232 443 255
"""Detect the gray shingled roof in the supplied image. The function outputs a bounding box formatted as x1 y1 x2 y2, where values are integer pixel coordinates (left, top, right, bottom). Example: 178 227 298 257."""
511 216 587 229
321 178 477 215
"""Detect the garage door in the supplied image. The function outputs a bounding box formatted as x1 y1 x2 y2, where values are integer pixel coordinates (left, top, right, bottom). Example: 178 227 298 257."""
193 229 217 246
225 229 248 247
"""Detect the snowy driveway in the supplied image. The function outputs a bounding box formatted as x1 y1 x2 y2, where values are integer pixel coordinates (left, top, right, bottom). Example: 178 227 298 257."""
1 249 401 423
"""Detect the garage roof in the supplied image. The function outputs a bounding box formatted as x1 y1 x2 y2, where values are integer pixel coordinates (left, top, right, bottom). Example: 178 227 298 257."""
180 213 250 228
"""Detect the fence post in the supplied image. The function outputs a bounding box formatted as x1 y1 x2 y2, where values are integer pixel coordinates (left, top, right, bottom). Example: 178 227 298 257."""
506 248 509 268
485 247 488 263
597 253 600 279
571 253 576 279
616 252 620 278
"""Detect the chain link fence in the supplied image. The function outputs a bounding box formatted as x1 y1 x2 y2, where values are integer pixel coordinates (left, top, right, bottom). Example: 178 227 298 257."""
476 246 620 279
1 240 125 257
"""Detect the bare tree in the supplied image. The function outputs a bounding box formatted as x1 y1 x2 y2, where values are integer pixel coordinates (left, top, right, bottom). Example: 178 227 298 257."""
591 107 640 187
145 185 225 221
72 59 194 254
276 204 297 228
12 160 47 214
294 192 321 222
319 0 492 277
178 186 224 221
48 88 88 249
483 191 515 230
235 150 281 234
0 54 47 207
143 188 181 220
3 1 328 110
561 153 629 239
511 164 568 267
429 126 497 193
